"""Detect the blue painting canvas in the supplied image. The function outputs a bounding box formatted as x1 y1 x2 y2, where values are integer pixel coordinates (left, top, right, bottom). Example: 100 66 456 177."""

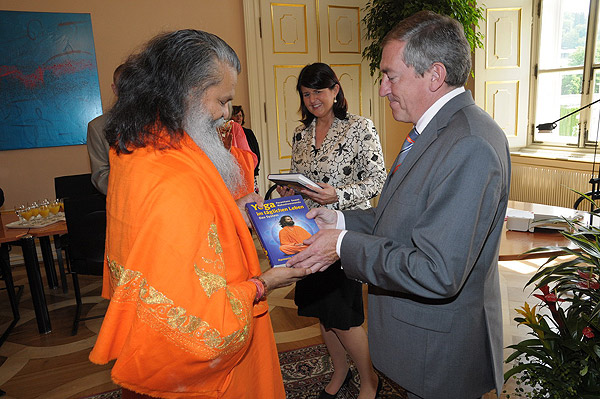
0 10 102 150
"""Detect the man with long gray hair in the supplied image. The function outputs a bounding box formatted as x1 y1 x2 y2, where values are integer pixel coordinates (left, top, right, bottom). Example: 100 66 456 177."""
89 29 310 399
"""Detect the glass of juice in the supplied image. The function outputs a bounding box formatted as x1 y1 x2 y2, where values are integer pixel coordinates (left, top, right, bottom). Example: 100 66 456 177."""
21 206 34 222
49 199 61 216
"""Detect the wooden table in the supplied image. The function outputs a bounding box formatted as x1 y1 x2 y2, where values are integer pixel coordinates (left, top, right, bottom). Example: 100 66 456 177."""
0 212 67 334
499 201 578 261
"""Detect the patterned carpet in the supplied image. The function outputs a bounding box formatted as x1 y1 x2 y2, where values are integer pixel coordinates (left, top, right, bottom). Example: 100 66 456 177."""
80 344 407 399
280 344 407 399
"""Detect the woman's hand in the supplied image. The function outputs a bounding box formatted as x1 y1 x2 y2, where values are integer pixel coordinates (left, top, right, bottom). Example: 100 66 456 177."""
259 265 312 291
298 183 338 205
276 185 296 197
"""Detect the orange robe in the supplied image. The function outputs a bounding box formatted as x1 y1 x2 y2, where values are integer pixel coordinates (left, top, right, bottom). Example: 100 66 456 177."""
279 225 312 255
89 132 284 399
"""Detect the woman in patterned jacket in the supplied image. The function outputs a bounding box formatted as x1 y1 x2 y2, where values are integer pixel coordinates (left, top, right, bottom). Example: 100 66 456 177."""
277 63 386 399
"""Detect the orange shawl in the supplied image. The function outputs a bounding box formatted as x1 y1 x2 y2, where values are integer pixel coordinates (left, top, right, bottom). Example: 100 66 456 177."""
89 133 284 398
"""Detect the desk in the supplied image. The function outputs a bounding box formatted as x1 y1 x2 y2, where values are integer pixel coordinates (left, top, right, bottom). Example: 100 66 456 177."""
0 213 67 334
499 201 577 261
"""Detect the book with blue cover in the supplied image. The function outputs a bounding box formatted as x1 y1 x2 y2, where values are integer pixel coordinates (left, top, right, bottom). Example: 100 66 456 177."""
245 195 319 267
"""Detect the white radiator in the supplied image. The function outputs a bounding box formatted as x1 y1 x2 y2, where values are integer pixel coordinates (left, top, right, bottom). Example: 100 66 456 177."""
510 164 594 208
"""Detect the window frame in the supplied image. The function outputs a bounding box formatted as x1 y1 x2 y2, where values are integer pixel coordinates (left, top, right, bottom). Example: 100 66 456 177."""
529 0 600 150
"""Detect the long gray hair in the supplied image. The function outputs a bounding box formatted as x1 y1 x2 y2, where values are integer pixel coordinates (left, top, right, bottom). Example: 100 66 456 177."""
106 29 241 154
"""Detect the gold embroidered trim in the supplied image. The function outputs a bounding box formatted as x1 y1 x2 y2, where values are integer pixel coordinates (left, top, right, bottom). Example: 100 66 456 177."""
194 266 226 297
105 224 252 358
207 223 223 254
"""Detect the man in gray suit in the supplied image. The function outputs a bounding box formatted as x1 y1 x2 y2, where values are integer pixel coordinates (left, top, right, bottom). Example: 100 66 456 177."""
86 64 124 195
288 11 510 399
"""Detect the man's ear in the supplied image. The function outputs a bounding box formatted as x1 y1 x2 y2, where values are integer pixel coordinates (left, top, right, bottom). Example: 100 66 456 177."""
429 62 446 92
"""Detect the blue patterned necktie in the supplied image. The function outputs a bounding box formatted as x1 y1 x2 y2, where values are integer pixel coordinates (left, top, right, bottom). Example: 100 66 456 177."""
392 127 420 175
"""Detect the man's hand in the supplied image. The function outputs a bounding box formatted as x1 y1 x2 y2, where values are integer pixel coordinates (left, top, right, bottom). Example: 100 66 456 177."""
286 229 341 272
236 192 263 228
306 207 338 230
218 121 233 150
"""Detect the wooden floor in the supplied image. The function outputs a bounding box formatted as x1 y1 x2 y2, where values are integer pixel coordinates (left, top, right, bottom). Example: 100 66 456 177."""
0 236 545 398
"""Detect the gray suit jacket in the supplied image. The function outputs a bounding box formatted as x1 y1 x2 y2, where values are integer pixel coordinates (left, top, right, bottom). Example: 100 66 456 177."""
87 113 110 195
341 91 510 398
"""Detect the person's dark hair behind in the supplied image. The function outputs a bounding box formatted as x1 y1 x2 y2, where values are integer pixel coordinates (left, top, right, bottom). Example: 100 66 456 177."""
232 105 245 125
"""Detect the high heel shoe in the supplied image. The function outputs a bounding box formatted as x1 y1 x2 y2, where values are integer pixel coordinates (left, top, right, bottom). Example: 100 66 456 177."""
318 368 353 399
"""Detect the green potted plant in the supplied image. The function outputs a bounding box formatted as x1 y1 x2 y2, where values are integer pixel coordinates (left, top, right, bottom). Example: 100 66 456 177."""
504 194 600 398
362 0 485 76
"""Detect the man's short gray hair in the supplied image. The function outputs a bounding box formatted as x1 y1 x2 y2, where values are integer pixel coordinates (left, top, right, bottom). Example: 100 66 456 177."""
382 11 471 87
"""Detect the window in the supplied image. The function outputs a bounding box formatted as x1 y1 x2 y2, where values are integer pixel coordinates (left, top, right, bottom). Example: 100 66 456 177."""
533 0 600 147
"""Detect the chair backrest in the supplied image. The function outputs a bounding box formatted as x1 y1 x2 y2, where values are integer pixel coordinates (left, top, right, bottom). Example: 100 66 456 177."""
573 191 600 210
63 194 106 276
54 173 101 200
264 184 278 200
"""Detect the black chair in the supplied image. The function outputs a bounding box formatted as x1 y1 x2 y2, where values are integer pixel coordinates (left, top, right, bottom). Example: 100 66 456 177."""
63 193 106 335
54 173 100 200
573 177 600 225
264 184 278 201
53 173 104 293
573 192 600 210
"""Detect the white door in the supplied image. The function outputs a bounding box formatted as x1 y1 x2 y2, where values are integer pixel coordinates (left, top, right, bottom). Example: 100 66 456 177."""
474 0 533 149
243 0 379 194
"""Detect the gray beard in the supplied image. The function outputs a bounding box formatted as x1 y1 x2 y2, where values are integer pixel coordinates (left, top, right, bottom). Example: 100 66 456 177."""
183 106 245 195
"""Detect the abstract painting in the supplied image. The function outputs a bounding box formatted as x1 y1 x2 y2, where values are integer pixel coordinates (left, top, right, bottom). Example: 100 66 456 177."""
0 10 102 150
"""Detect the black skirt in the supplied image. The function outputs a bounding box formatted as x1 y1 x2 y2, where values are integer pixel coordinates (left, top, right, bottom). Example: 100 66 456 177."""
294 260 364 330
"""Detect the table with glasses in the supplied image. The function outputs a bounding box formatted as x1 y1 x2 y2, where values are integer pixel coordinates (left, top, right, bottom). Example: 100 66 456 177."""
0 211 67 334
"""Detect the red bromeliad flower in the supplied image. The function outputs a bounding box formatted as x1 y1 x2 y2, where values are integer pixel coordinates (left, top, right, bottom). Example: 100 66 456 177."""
533 285 567 332
533 285 564 304
583 326 595 339
576 270 600 290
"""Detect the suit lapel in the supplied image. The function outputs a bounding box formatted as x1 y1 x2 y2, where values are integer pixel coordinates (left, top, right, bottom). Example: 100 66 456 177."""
374 122 439 228
373 91 475 230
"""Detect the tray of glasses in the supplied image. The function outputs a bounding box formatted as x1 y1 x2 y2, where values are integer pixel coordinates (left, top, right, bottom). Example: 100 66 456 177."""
6 214 66 229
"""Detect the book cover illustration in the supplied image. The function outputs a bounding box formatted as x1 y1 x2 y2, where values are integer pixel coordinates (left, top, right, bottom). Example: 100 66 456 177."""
245 194 319 267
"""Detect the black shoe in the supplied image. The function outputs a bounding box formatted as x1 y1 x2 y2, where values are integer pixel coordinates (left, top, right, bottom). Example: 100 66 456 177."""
318 368 352 399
